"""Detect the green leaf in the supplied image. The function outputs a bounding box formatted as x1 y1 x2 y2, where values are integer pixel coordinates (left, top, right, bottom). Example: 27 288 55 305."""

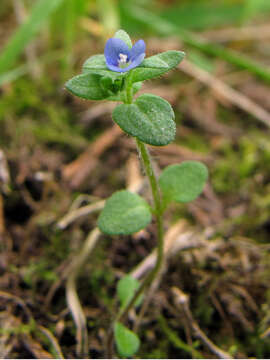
112 94 175 146
100 75 113 91
114 322 140 358
141 56 169 69
81 56 128 96
97 190 151 235
65 73 110 100
114 29 132 48
82 54 108 71
82 54 126 83
159 161 208 204
132 81 142 95
117 275 142 309
82 51 185 85
123 4 270 84
100 75 125 94
128 50 185 83
82 51 185 84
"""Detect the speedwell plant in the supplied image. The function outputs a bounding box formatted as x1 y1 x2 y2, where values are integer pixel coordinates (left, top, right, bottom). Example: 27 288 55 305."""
66 30 208 358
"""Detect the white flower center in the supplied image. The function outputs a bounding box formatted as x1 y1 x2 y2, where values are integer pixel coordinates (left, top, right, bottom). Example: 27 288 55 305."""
118 53 130 68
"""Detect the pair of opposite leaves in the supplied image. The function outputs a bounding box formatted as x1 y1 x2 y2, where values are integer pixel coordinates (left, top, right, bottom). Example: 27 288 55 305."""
66 30 185 146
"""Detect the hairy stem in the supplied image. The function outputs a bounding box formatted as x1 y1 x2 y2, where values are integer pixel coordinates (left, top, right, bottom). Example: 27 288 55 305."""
106 87 165 358
107 142 164 356
124 73 133 104
119 139 164 321
135 138 164 267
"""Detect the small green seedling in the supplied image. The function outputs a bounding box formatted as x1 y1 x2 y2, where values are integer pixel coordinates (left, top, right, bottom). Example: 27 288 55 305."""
66 29 208 357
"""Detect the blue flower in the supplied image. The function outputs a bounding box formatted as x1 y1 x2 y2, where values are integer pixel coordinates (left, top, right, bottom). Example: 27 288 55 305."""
104 38 145 73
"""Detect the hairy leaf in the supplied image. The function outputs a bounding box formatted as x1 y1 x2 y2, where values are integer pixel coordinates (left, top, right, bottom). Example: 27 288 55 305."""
114 322 140 358
82 55 120 78
129 50 185 83
114 29 132 48
159 161 208 204
98 190 151 235
83 54 108 71
82 51 185 85
65 73 110 100
117 275 142 309
113 94 175 146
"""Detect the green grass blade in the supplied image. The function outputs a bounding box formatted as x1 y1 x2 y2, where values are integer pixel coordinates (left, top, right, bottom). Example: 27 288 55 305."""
161 2 243 30
97 0 120 37
241 0 268 23
0 51 61 87
62 0 77 75
122 4 270 83
0 0 65 74
158 316 203 358
160 1 270 30
0 65 28 86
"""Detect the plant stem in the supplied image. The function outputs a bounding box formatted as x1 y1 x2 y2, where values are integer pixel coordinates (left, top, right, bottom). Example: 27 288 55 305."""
121 139 164 319
106 87 165 358
107 139 165 356
124 74 133 104
135 138 164 267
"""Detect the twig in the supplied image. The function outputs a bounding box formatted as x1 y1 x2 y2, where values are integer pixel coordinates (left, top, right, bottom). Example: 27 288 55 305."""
62 124 122 188
22 334 54 359
66 228 101 358
58 154 145 230
126 154 145 193
0 290 32 320
0 291 64 358
172 287 232 359
133 261 166 333
131 221 203 280
131 222 204 332
202 23 270 43
52 169 144 311
186 96 241 138
57 200 105 230
37 325 65 359
80 102 116 126
180 60 270 128
44 257 74 309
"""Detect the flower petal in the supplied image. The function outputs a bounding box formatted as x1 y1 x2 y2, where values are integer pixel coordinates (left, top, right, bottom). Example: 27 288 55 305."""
124 52 145 71
104 38 130 66
106 63 127 73
130 40 146 61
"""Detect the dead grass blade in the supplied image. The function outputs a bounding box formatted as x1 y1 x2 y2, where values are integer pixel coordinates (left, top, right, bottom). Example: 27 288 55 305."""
180 60 270 128
0 291 64 358
38 325 65 359
62 124 122 189
57 200 105 230
131 221 204 280
66 228 101 358
172 287 232 359
202 23 270 43
22 334 54 359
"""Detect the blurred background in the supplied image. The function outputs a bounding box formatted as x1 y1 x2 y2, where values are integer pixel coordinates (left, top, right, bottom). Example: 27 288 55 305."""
0 0 270 358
